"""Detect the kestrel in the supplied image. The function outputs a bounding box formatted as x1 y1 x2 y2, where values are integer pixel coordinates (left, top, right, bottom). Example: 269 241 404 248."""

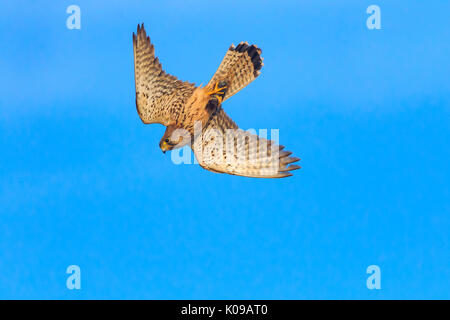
133 24 300 178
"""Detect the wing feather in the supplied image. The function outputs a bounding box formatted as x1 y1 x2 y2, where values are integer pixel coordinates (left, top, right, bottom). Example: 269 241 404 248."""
133 24 195 125
192 109 300 178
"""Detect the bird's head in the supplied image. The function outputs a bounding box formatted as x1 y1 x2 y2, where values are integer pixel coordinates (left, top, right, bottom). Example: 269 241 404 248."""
159 137 175 153
159 125 190 153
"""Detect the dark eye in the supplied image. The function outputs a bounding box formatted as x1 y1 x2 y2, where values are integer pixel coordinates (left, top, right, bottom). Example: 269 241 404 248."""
165 138 170 143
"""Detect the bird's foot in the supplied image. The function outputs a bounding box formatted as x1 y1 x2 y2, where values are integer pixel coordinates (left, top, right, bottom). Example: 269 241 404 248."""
207 81 227 103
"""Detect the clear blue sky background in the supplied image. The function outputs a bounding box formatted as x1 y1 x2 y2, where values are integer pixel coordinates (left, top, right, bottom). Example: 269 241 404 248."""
0 0 449 299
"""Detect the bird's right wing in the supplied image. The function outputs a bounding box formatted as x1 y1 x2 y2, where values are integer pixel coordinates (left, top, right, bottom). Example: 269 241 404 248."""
192 109 300 178
133 24 196 125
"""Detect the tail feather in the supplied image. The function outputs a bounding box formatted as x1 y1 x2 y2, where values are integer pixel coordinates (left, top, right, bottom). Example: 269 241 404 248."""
208 42 263 102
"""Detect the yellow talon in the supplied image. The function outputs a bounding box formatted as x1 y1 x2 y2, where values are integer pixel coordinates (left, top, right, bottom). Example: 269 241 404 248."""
207 82 227 96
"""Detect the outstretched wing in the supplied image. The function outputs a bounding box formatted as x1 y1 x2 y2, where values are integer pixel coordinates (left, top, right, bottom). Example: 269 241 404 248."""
192 109 300 178
133 24 196 125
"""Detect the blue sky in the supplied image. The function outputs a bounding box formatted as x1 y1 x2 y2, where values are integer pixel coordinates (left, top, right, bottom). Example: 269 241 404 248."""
0 0 449 299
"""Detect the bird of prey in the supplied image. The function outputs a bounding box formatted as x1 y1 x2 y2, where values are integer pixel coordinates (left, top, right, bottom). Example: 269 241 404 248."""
133 24 300 178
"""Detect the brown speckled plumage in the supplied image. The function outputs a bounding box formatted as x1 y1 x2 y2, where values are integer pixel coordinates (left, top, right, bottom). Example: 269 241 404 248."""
133 24 300 178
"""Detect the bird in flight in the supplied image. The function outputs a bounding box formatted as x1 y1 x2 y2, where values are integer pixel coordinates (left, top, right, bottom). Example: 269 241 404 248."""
133 24 300 178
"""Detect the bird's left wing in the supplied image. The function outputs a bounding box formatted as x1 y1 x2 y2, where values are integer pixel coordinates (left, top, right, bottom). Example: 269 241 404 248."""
192 109 300 178
133 24 196 125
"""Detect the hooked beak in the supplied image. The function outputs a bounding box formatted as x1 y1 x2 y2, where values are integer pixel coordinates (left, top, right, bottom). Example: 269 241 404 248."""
160 140 170 153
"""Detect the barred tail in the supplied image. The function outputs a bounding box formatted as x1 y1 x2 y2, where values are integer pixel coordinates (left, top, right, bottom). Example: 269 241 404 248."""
208 42 263 102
